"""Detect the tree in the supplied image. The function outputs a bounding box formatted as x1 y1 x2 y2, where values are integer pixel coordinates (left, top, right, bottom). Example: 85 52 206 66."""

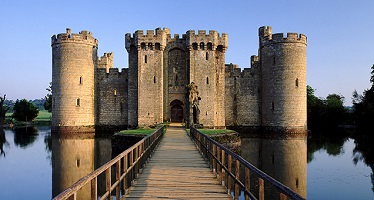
352 64 374 129
12 99 39 122
0 95 10 126
44 82 52 112
307 85 348 129
324 94 348 127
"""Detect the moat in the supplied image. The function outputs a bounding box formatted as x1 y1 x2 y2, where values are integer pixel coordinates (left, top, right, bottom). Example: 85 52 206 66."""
0 126 373 199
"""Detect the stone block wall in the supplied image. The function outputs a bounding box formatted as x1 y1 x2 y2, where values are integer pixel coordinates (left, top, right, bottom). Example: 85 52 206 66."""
96 68 128 127
259 27 307 133
51 28 97 132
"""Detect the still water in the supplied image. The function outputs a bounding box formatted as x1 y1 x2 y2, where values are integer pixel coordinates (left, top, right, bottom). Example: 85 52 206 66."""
0 126 373 199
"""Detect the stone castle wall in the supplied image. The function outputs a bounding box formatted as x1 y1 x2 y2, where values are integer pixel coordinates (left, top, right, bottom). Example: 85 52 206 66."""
224 59 261 127
52 26 307 133
259 26 307 133
96 67 128 127
51 28 97 132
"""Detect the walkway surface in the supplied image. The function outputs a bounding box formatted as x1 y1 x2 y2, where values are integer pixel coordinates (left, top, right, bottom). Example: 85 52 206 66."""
123 124 232 199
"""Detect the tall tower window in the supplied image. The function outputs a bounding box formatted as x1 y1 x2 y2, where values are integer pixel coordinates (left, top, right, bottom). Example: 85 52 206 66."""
153 76 156 84
271 101 274 111
175 75 178 86
207 42 212 50
155 43 160 50
141 43 146 50
76 98 80 107
200 42 205 50
206 52 209 60
79 76 83 84
114 89 117 96
192 43 198 50
295 78 299 87
145 55 147 63
206 77 209 84
273 56 276 65
148 43 153 50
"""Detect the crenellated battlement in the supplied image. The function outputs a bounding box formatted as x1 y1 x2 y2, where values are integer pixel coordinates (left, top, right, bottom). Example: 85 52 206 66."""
259 26 307 47
225 64 256 78
125 28 170 51
186 29 228 51
97 67 128 78
51 28 98 46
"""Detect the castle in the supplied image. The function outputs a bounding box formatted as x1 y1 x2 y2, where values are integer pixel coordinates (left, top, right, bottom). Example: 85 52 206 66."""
51 26 307 133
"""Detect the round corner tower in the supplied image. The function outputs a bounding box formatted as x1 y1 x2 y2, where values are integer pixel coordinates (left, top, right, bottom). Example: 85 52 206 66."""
51 28 98 133
259 26 307 133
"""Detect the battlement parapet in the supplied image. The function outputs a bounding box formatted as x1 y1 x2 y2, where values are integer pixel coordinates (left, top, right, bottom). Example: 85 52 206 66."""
125 28 173 51
225 63 257 78
97 67 128 78
186 30 228 51
259 26 307 47
51 28 98 46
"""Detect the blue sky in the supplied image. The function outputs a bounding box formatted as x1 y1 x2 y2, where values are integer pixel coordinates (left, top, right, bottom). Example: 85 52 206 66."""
1 0 373 106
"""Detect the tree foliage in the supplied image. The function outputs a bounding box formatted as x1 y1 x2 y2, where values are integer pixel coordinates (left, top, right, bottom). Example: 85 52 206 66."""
307 85 348 130
0 94 10 126
44 82 52 112
352 64 374 129
12 99 39 122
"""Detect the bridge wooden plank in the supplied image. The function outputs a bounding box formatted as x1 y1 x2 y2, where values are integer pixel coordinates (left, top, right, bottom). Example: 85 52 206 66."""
123 124 232 199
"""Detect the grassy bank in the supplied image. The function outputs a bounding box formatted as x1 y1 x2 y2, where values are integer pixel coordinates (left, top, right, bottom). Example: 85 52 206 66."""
117 128 155 135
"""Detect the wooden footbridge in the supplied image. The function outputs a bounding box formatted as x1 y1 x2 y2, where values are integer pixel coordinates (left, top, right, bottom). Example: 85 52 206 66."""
53 124 305 200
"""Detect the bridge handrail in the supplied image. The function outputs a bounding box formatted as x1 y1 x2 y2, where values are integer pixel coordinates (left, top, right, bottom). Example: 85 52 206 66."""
53 126 164 200
189 127 305 200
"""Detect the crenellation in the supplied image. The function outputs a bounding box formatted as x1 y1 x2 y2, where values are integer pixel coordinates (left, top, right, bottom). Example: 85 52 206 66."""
198 30 206 36
51 29 98 46
260 27 307 47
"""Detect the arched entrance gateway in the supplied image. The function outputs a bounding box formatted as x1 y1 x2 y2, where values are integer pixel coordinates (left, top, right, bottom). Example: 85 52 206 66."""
170 100 184 122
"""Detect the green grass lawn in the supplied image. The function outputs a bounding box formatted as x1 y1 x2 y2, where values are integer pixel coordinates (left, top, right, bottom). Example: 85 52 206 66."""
118 128 156 135
34 110 52 122
186 128 236 135
197 129 236 135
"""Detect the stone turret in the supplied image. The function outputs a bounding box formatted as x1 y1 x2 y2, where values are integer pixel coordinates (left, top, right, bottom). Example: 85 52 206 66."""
259 26 307 133
51 28 98 133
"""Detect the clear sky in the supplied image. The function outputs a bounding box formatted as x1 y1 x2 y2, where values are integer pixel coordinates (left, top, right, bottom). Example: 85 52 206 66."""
1 0 373 106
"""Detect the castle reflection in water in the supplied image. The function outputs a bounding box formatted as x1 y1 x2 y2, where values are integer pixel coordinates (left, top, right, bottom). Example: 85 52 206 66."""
51 130 306 199
52 133 113 199
241 133 307 198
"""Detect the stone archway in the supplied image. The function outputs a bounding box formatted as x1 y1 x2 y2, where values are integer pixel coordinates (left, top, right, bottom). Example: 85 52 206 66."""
170 100 184 122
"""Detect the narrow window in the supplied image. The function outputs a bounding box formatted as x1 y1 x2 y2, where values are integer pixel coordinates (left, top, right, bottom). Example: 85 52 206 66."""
206 77 209 84
76 98 80 107
200 42 204 50
295 78 299 87
79 76 83 84
192 43 198 50
272 155 275 164
296 178 299 188
175 75 178 86
207 42 212 50
141 43 146 50
271 101 274 111
155 43 160 50
206 52 209 60
120 102 123 112
216 45 223 52
76 159 80 168
273 56 276 65
153 76 156 83
114 89 117 96
145 55 147 63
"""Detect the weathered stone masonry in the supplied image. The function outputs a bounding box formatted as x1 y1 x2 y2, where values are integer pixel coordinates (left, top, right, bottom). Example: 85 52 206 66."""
51 26 307 133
